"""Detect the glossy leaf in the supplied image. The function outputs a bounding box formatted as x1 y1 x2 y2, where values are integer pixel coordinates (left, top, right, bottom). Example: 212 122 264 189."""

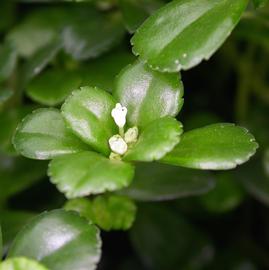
65 195 137 231
62 12 125 60
0 257 49 270
27 69 81 106
124 117 183 162
0 156 46 203
114 61 183 128
8 210 101 270
0 42 17 83
49 151 135 198
13 108 88 160
119 0 163 33
120 162 215 201
162 123 258 170
61 86 117 155
131 0 248 72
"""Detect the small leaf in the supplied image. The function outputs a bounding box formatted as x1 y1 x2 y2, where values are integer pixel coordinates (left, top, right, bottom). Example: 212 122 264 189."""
114 61 183 128
26 68 81 106
13 108 88 160
131 0 248 72
252 0 268 8
124 117 182 162
62 12 125 60
49 151 135 198
162 123 258 170
0 257 49 270
65 195 137 231
119 162 215 201
119 0 164 33
0 42 17 83
61 86 117 155
8 210 101 270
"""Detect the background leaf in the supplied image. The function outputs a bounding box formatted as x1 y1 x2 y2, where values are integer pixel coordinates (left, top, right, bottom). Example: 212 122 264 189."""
114 61 183 128
131 0 248 72
0 257 49 270
119 162 215 201
49 151 135 198
252 0 269 8
13 108 88 160
162 123 258 170
8 210 101 270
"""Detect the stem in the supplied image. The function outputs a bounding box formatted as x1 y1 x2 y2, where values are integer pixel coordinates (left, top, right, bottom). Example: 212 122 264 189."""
119 127 124 137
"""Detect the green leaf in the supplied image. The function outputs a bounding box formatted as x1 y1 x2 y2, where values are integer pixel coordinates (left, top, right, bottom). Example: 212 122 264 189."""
200 171 245 213
0 42 17 83
8 210 101 270
162 123 258 170
61 86 117 155
13 108 88 160
119 0 164 33
131 0 248 72
0 257 49 270
26 68 81 106
114 61 183 128
0 156 46 203
49 151 135 198
119 162 215 201
80 49 135 92
252 0 268 8
0 89 13 108
62 12 125 60
65 195 137 231
124 117 182 162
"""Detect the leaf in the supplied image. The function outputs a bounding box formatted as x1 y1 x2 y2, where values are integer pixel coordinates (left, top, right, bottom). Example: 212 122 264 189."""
0 42 17 83
80 49 135 92
252 0 268 8
114 61 183 128
124 117 182 162
8 210 101 270
162 123 258 170
199 171 245 213
61 86 117 155
0 156 46 203
62 12 125 60
65 195 137 231
26 68 81 106
119 162 215 201
49 151 135 198
13 108 88 160
131 0 248 72
119 0 164 33
0 257 49 270
130 204 213 270
0 89 13 108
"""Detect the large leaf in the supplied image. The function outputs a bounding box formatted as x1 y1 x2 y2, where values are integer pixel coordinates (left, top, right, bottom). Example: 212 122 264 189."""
26 68 81 106
0 257 49 270
162 123 258 170
62 12 125 60
65 195 137 231
0 42 17 83
0 156 46 203
61 86 117 155
131 0 248 72
124 117 182 161
114 61 183 128
49 151 135 198
13 108 88 160
120 162 215 201
8 210 101 270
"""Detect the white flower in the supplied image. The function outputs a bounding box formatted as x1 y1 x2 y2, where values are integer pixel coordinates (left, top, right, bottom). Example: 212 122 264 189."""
108 135 128 155
124 127 139 144
111 103 127 128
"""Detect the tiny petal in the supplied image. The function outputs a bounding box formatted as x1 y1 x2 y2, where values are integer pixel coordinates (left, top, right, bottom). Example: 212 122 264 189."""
124 127 139 144
109 135 128 155
111 103 127 128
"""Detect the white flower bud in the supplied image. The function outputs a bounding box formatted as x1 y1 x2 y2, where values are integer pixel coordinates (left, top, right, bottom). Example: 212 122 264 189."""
124 127 139 144
108 135 128 155
111 103 127 128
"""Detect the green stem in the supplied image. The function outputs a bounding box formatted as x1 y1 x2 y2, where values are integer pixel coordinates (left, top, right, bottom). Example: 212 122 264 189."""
119 127 124 137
